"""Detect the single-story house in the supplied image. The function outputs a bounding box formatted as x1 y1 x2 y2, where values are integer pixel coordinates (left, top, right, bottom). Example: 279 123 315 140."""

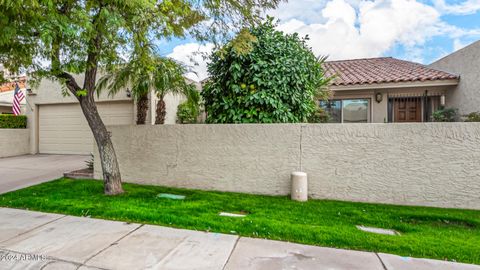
321 40 479 123
26 73 200 155
323 57 459 123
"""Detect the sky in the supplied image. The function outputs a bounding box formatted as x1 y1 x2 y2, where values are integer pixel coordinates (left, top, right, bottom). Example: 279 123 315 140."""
163 0 480 82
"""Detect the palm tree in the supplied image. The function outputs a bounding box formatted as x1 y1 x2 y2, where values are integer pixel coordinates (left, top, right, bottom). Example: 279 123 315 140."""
152 58 191 124
98 56 191 125
97 59 151 124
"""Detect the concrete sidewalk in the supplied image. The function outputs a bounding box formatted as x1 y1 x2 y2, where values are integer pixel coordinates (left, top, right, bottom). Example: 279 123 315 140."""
0 208 478 270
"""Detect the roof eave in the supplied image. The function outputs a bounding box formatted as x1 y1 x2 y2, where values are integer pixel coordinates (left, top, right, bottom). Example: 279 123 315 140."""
329 79 459 91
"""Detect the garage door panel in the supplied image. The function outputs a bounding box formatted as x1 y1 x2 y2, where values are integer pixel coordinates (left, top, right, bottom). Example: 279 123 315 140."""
39 102 133 154
41 124 92 130
40 136 91 144
40 145 92 155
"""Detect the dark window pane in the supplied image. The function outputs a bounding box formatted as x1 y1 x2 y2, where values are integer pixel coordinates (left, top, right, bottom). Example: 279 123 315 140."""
320 100 341 123
388 98 393 123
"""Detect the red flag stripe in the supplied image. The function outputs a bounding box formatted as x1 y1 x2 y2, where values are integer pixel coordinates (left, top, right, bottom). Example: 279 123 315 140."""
12 83 24 116
13 92 23 116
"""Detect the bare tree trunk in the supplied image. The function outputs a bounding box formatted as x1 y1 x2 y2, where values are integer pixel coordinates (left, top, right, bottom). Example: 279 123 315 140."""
79 94 123 195
82 56 124 195
58 71 124 195
136 94 149 124
155 96 166 124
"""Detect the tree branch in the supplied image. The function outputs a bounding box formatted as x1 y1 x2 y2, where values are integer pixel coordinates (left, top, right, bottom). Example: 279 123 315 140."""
57 71 82 94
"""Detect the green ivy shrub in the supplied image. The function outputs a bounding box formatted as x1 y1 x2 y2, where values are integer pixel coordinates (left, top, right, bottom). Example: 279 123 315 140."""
202 18 330 123
464 112 480 122
177 86 201 124
177 101 199 124
432 107 458 122
0 114 27 128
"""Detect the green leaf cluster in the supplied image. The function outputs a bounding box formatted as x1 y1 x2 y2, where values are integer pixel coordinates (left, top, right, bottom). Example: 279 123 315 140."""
97 55 189 100
0 0 283 87
0 114 27 128
202 18 331 123
177 101 199 124
432 107 458 122
464 112 480 122
177 86 201 124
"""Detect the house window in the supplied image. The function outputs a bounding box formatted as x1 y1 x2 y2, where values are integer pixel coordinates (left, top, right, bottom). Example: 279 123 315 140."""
319 100 341 123
320 99 370 123
342 99 369 123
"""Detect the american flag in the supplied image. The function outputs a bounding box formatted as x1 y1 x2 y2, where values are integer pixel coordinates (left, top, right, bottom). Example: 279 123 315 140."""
12 82 24 116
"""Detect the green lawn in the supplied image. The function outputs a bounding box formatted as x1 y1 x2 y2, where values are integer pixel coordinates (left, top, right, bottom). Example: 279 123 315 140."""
1 178 479 264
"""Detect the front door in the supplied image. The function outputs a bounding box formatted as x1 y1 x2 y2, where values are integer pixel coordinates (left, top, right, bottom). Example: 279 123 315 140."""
394 97 422 122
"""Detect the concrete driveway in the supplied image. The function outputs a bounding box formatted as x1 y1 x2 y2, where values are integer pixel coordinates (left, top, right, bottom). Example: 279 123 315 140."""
0 155 88 194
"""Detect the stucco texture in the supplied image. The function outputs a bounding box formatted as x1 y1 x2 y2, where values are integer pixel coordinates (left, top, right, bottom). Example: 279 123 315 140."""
302 123 480 209
96 123 480 209
96 124 301 195
0 129 30 158
430 41 480 115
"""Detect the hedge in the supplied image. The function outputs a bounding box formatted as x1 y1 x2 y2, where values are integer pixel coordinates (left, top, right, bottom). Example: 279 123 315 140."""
0 114 27 128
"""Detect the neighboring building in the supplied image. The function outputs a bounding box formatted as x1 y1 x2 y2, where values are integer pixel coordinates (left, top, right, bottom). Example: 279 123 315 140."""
429 40 480 116
0 88 26 114
0 77 27 92
322 57 459 123
27 74 198 155
0 65 27 114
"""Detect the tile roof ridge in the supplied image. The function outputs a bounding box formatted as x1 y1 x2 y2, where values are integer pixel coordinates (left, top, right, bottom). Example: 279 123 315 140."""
325 57 393 63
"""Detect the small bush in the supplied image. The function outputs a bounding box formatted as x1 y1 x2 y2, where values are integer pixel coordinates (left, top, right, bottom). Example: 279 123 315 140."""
0 114 27 128
307 107 330 123
432 107 458 122
177 101 199 124
464 112 480 122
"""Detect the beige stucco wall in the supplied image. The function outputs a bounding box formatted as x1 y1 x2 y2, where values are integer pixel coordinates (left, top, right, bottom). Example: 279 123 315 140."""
95 124 300 195
27 74 133 106
302 123 480 209
430 41 480 115
0 129 30 158
95 123 480 209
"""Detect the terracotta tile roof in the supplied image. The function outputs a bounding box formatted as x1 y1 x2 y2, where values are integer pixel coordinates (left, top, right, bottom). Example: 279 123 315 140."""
323 57 459 86
0 76 27 92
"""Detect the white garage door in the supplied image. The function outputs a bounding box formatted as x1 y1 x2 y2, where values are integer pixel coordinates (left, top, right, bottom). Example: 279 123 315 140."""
39 102 134 154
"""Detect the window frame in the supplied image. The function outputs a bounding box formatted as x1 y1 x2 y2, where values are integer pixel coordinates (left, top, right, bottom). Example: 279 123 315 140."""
320 98 371 123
